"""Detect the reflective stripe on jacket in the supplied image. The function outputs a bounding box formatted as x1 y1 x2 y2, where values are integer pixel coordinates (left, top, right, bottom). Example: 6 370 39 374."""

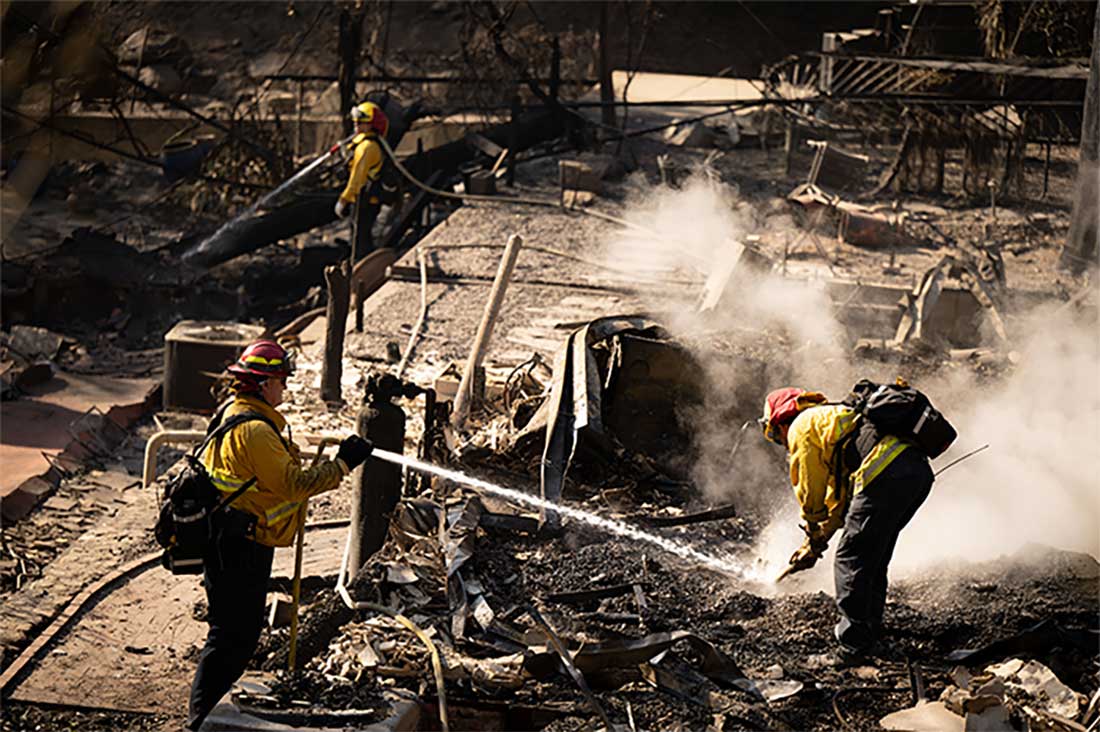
200 394 349 547
338 133 383 204
786 404 910 539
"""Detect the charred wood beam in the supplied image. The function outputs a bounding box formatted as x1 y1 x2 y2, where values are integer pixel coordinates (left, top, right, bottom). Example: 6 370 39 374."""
544 583 645 605
641 504 737 528
181 195 338 269
379 170 445 251
320 261 350 404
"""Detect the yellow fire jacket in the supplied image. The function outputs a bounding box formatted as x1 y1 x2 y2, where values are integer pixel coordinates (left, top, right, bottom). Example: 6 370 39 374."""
200 394 349 547
338 133 384 205
786 404 910 540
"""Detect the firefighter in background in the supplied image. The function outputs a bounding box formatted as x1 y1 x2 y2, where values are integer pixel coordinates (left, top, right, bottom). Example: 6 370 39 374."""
334 101 389 260
759 387 934 659
187 340 374 730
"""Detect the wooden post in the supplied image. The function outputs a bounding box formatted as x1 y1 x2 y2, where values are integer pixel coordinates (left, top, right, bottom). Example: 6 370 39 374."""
1042 141 1051 199
1061 0 1099 272
338 6 364 137
507 96 520 187
320 261 350 404
452 234 523 429
784 122 795 177
295 79 304 159
598 2 616 131
550 36 561 106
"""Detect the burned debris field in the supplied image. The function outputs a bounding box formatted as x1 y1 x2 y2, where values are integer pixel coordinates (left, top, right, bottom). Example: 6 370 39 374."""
2 2 1098 731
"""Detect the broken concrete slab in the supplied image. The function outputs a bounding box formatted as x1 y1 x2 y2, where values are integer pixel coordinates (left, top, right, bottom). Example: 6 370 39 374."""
1 371 158 521
880 701 965 731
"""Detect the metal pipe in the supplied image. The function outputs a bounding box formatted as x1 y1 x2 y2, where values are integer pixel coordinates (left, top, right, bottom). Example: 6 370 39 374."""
143 431 328 492
142 430 205 489
395 248 428 378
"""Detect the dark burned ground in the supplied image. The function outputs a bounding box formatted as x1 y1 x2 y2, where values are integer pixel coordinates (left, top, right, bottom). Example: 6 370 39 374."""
469 525 1098 730
246 474 1098 732
0 705 173 732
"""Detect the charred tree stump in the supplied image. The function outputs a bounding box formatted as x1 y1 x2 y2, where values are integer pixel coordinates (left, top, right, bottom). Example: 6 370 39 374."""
320 261 349 404
1061 2 1099 273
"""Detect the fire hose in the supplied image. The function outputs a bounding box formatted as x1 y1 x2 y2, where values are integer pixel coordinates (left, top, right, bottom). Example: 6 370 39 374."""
376 136 656 237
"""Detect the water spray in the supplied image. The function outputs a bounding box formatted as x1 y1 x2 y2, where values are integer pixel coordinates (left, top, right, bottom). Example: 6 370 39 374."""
369 448 754 580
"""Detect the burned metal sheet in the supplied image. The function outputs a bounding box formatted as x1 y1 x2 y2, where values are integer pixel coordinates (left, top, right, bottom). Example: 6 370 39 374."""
643 504 737 528
895 258 950 345
524 316 665 526
946 619 1099 667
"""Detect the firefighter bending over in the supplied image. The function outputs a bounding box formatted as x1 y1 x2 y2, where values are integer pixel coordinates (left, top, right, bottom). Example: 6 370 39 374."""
759 387 934 660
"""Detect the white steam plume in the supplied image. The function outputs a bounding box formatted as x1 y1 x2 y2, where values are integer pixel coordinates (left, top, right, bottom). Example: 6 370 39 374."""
601 172 1100 580
890 303 1100 570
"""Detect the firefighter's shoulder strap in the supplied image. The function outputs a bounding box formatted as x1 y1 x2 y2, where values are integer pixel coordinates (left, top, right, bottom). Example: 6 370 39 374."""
195 408 288 508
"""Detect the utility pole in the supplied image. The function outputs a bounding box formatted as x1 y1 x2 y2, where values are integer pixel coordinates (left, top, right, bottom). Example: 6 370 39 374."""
598 2 617 132
338 3 364 137
1060 1 1099 273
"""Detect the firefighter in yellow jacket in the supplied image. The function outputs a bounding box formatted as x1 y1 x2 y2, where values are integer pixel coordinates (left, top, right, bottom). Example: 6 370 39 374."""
760 387 933 658
186 339 373 730
333 101 389 260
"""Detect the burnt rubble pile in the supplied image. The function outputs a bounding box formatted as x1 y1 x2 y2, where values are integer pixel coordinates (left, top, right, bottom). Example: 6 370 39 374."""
243 318 1098 731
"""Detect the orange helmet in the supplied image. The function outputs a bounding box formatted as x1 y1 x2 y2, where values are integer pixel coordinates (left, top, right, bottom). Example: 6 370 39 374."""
350 101 389 138
227 339 294 382
759 387 826 445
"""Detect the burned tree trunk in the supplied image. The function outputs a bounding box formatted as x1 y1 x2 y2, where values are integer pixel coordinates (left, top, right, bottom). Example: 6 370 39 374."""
338 5 364 137
320 261 349 404
1060 1 1099 273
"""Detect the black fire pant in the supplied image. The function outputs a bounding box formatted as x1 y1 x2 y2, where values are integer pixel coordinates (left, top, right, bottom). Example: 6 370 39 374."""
186 537 274 731
834 449 933 652
352 189 381 262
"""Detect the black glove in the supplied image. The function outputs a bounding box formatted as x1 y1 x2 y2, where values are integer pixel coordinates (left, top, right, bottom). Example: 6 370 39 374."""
336 435 373 470
801 522 829 556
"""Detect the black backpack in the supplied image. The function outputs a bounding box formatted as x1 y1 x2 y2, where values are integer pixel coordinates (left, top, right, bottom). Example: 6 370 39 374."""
154 410 279 575
842 379 957 458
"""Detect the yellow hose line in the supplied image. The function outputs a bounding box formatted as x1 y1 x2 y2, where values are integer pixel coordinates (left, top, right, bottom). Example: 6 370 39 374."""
356 601 449 732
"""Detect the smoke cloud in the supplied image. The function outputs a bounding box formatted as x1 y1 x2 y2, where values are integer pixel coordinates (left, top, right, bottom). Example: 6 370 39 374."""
599 171 1100 582
890 303 1100 570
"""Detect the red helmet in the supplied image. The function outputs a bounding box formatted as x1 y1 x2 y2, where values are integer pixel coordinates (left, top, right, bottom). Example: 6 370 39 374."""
350 101 389 138
227 339 294 381
759 387 826 445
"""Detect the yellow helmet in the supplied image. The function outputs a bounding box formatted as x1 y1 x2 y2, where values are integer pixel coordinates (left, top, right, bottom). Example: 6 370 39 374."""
350 101 389 137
